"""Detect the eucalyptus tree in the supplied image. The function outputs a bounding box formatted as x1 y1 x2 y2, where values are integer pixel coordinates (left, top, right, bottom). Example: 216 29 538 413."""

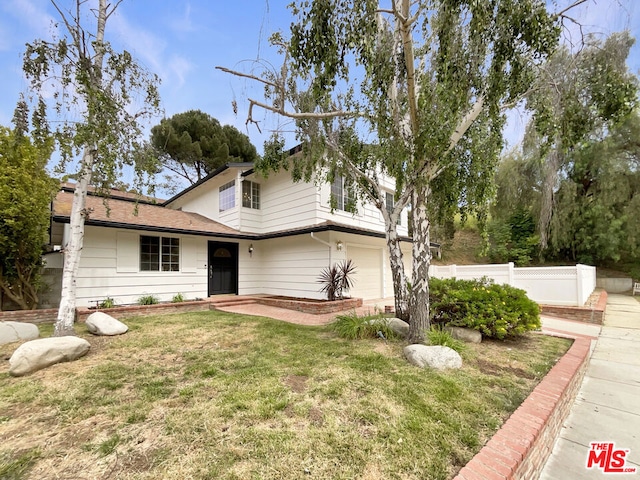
21 0 162 335
219 0 560 341
525 31 638 252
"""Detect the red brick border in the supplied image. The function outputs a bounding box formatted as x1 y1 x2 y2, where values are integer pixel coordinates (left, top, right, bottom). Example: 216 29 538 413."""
540 290 607 324
453 333 592 480
0 308 58 324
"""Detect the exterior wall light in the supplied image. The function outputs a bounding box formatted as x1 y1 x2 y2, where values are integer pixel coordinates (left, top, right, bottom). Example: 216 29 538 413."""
336 240 343 251
248 244 254 257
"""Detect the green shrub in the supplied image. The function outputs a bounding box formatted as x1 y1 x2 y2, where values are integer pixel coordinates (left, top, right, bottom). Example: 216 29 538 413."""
172 293 185 303
98 297 116 309
429 277 540 340
331 311 397 340
138 294 159 306
427 326 468 355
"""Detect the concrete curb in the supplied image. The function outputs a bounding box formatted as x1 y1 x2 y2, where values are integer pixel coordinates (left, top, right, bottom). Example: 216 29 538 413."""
453 333 592 480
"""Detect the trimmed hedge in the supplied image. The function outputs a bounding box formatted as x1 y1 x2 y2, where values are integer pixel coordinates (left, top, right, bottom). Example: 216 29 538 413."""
429 277 540 339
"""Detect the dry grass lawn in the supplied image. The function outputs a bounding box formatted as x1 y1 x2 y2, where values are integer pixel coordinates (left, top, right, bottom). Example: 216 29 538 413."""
0 310 570 480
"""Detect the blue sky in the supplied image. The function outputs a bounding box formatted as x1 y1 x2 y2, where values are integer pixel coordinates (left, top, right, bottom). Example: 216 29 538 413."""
0 0 639 181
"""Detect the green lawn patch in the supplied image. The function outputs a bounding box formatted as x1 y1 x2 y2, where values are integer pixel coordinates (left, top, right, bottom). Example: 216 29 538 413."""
0 311 570 479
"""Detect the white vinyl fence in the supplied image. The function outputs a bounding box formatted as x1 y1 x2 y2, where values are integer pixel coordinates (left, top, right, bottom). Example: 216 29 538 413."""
429 263 596 306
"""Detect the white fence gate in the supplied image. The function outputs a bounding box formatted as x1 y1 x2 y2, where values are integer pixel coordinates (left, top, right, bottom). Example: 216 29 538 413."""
429 263 596 306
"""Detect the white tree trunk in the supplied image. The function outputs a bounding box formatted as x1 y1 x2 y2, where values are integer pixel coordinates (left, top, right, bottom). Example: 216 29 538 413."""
408 185 432 343
54 148 94 336
384 213 409 321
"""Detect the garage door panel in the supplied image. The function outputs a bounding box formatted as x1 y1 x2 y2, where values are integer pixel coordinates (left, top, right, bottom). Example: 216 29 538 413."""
348 247 382 300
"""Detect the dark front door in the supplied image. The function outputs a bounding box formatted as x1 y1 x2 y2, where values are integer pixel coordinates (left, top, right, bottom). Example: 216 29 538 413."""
208 242 238 295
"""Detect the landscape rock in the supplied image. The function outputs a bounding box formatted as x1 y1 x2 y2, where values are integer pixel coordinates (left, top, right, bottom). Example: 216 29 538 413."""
385 318 410 338
365 317 410 338
0 321 39 345
9 336 91 376
404 344 462 370
444 326 482 344
86 311 128 336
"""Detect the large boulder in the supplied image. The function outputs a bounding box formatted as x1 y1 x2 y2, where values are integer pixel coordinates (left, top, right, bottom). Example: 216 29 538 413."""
366 317 410 338
404 344 462 370
86 312 128 336
9 336 91 376
0 321 39 345
444 326 482 344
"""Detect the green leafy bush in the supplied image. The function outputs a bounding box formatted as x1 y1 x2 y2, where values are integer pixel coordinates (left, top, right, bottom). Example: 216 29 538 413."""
487 210 538 266
138 294 159 306
429 277 540 340
331 311 397 340
172 293 185 303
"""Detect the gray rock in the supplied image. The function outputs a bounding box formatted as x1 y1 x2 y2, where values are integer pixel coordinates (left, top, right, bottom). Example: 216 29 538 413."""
9 336 91 376
404 344 462 370
0 321 39 345
365 317 410 338
86 311 128 336
386 318 410 338
444 326 482 344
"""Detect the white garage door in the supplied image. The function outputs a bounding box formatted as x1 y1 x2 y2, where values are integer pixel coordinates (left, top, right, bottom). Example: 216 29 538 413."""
348 247 383 300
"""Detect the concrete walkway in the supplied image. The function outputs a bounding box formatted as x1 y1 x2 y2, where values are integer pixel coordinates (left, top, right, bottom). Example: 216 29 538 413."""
540 294 640 479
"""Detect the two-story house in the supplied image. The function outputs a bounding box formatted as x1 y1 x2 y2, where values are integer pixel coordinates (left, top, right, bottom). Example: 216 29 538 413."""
49 162 413 307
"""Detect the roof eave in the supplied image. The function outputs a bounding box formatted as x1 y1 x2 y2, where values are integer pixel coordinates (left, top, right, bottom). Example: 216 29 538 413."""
162 162 255 206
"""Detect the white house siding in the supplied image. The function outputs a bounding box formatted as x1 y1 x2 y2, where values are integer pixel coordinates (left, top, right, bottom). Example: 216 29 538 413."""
252 170 320 233
317 181 410 237
250 234 331 300
73 226 210 307
169 168 242 229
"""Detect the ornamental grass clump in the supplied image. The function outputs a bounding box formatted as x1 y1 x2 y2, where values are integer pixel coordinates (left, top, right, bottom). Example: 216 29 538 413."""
429 277 540 340
331 311 397 340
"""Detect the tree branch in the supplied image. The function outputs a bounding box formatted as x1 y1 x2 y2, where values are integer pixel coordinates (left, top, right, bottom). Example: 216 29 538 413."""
215 66 280 90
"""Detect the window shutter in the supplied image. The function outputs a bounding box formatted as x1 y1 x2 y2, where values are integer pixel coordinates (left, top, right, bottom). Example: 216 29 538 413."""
181 237 197 273
116 231 138 272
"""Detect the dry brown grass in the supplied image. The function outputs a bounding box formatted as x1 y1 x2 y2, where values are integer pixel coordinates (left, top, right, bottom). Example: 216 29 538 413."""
1 311 569 480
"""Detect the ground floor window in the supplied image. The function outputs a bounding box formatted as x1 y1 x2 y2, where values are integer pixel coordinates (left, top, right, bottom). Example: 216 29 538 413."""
140 235 180 271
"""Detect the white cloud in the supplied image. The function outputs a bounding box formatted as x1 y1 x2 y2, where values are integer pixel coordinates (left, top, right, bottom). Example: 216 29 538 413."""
109 11 167 76
169 3 195 33
168 55 194 89
3 0 57 40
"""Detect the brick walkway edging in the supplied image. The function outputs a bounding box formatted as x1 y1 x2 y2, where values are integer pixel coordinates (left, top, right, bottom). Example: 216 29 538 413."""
453 333 591 480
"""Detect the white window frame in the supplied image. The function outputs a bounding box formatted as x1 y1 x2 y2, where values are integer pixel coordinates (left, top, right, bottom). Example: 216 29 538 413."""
140 235 180 272
242 180 260 209
219 180 236 212
386 191 401 226
331 175 353 212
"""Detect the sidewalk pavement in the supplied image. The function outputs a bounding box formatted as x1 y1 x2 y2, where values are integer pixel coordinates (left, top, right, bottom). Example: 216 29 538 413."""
540 294 640 479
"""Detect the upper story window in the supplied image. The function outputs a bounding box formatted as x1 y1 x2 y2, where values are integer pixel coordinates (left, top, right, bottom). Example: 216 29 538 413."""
331 175 353 212
386 192 401 226
140 235 180 271
242 180 260 209
219 180 235 212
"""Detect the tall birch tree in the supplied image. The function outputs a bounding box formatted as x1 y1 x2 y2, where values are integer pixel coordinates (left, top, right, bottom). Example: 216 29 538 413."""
21 0 161 336
219 0 560 341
